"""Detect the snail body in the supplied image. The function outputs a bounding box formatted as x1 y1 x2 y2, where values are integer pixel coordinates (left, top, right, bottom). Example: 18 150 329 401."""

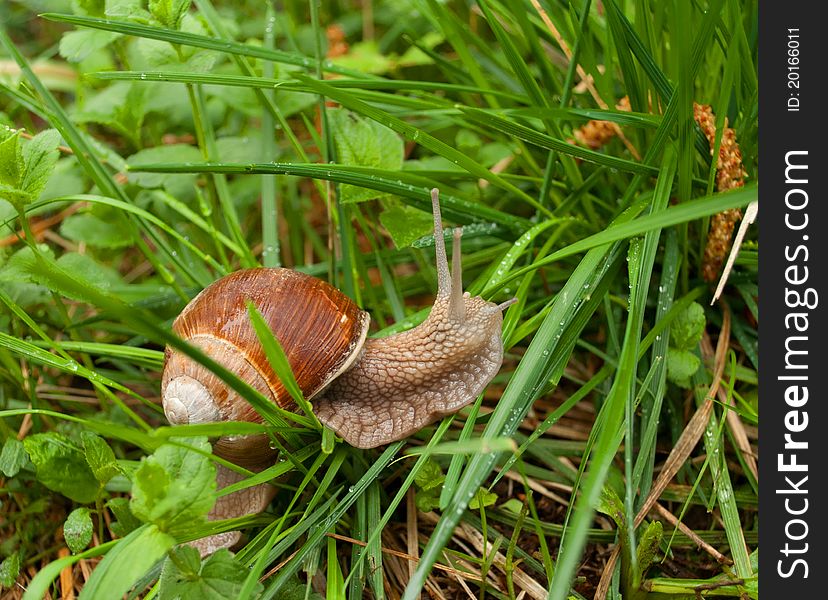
161 189 511 553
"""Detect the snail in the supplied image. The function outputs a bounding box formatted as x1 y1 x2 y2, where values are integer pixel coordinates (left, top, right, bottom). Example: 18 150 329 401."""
161 189 514 553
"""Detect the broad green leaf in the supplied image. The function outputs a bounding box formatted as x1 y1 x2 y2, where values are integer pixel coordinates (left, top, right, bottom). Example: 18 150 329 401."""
55 253 124 294
149 0 190 30
78 524 175 600
636 520 663 575
669 301 706 351
0 130 23 190
74 0 106 16
0 437 28 477
129 437 216 534
81 431 123 484
61 214 135 249
666 349 701 388
379 202 432 248
595 485 626 530
21 129 61 200
468 488 498 509
0 245 54 285
330 40 393 74
0 553 20 588
64 507 94 554
105 0 151 21
159 547 263 599
22 432 99 503
413 458 444 492
106 497 142 537
328 108 404 203
59 29 119 62
414 488 441 512
74 82 147 144
134 15 217 72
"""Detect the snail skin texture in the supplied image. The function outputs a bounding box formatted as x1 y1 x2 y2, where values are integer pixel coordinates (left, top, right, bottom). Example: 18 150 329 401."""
161 188 512 554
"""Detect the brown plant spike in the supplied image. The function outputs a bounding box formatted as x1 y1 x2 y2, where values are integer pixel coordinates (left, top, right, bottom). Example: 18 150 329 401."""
695 103 748 282
569 96 632 149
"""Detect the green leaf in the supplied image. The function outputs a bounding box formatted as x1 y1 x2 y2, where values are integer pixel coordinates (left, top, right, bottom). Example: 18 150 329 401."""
106 497 142 537
594 485 626 530
78 524 175 600
74 0 106 17
129 437 216 534
0 130 23 190
74 83 147 144
468 488 498 509
59 29 119 62
330 40 393 74
669 301 706 350
55 253 125 294
106 0 151 21
328 108 404 204
0 437 28 477
81 431 123 484
666 348 701 388
0 553 20 588
414 488 441 513
21 129 61 200
64 507 94 554
22 432 100 503
379 202 433 249
149 0 190 30
413 458 445 492
159 547 262 600
61 214 135 249
636 520 663 575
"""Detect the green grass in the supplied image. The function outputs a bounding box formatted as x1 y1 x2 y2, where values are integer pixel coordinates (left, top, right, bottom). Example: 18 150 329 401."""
0 0 757 598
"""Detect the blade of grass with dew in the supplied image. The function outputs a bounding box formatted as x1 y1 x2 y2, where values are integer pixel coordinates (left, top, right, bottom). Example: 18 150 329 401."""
459 106 657 175
186 81 257 268
30 341 163 369
365 480 385 600
191 0 327 204
633 229 680 505
551 148 676 600
0 408 160 452
0 332 151 412
486 182 756 295
246 301 319 428
260 0 279 268
126 161 532 232
40 13 371 79
691 364 753 577
603 0 644 112
494 364 613 486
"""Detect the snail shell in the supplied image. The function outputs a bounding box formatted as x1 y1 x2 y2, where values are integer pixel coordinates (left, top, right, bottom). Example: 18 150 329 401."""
161 268 369 461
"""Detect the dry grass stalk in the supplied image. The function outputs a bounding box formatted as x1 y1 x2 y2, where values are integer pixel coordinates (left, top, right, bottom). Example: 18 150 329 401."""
456 522 547 600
